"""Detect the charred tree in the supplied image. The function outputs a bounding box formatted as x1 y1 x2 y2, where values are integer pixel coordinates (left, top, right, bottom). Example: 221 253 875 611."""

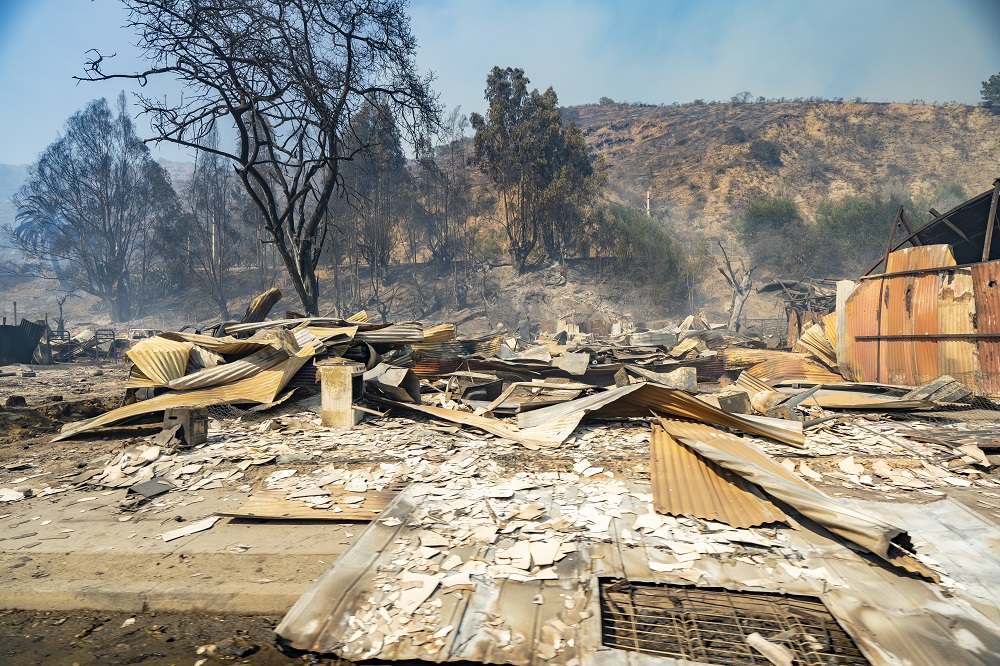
78 0 438 315
10 94 178 322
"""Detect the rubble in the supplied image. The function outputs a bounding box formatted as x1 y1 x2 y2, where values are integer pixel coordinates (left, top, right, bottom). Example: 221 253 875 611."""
8 204 1000 665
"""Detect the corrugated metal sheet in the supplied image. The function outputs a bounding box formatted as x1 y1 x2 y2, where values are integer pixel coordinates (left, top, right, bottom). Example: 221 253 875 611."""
835 280 856 380
972 261 1000 397
650 423 785 528
517 382 806 448
841 278 882 382
842 247 1000 396
937 267 979 390
125 337 193 386
159 331 271 356
422 323 457 342
666 419 937 581
411 333 504 358
354 322 424 344
53 343 317 441
347 309 369 322
164 345 288 390
0 320 46 365
302 325 358 341
744 355 844 384
792 324 837 369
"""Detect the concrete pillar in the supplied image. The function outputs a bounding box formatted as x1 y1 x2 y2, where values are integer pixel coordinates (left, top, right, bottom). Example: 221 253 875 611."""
320 363 356 427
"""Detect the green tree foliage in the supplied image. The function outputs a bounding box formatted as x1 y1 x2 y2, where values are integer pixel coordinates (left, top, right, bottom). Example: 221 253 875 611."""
741 197 800 237
815 195 902 271
9 94 179 321
470 67 601 273
598 96 615 105
748 139 782 166
982 72 1000 107
738 197 831 277
594 204 687 300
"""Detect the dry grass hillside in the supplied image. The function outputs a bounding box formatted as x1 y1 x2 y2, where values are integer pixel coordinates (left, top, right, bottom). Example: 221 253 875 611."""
567 101 1000 241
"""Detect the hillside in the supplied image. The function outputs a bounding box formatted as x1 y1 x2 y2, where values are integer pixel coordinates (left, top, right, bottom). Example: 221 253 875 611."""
568 101 1000 241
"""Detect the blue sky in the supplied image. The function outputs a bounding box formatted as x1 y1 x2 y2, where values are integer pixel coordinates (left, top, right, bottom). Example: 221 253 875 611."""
1 0 998 165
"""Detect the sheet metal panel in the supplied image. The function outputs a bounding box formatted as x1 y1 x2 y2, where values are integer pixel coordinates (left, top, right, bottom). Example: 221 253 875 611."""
53 344 317 441
937 267 980 391
125 337 193 386
835 280 856 379
744 355 844 383
277 478 1000 666
650 424 785 528
972 260 1000 397
841 279 883 382
0 320 45 365
516 382 806 448
879 248 914 386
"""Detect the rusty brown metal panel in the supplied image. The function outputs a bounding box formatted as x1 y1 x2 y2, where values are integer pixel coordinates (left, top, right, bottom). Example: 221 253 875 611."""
880 250 913 385
842 278 883 382
937 267 980 391
973 261 1000 397
911 269 941 385
879 246 956 386
744 355 844 383
650 424 785 528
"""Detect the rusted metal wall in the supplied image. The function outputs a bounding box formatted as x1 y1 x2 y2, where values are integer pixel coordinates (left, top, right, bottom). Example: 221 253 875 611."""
842 244 1000 396
972 262 1000 397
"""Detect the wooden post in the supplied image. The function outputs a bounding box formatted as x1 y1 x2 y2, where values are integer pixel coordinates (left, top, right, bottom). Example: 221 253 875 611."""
320 362 357 427
981 179 1000 263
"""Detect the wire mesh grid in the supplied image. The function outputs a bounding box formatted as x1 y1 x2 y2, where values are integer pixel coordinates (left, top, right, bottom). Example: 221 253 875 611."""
599 580 869 665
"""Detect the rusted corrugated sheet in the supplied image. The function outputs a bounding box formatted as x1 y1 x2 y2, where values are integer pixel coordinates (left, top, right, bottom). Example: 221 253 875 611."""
973 261 1000 397
843 246 1000 395
938 267 979 390
125 337 193 386
834 280 856 379
744 354 844 383
650 424 785 528
841 278 882 382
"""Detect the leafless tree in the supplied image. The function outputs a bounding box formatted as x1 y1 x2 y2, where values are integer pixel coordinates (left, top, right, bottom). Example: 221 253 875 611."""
717 240 755 331
78 0 438 315
185 129 256 319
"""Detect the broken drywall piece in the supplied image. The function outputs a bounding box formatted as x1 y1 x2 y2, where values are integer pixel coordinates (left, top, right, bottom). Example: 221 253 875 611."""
160 515 220 542
745 632 794 666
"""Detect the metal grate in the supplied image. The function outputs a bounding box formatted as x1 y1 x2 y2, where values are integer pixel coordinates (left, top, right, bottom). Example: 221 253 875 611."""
600 580 869 666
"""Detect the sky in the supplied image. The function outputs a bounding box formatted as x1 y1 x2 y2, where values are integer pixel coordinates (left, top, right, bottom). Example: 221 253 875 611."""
0 0 998 165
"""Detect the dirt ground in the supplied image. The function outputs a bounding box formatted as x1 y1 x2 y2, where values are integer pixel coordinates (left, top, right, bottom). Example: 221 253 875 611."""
0 609 348 666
